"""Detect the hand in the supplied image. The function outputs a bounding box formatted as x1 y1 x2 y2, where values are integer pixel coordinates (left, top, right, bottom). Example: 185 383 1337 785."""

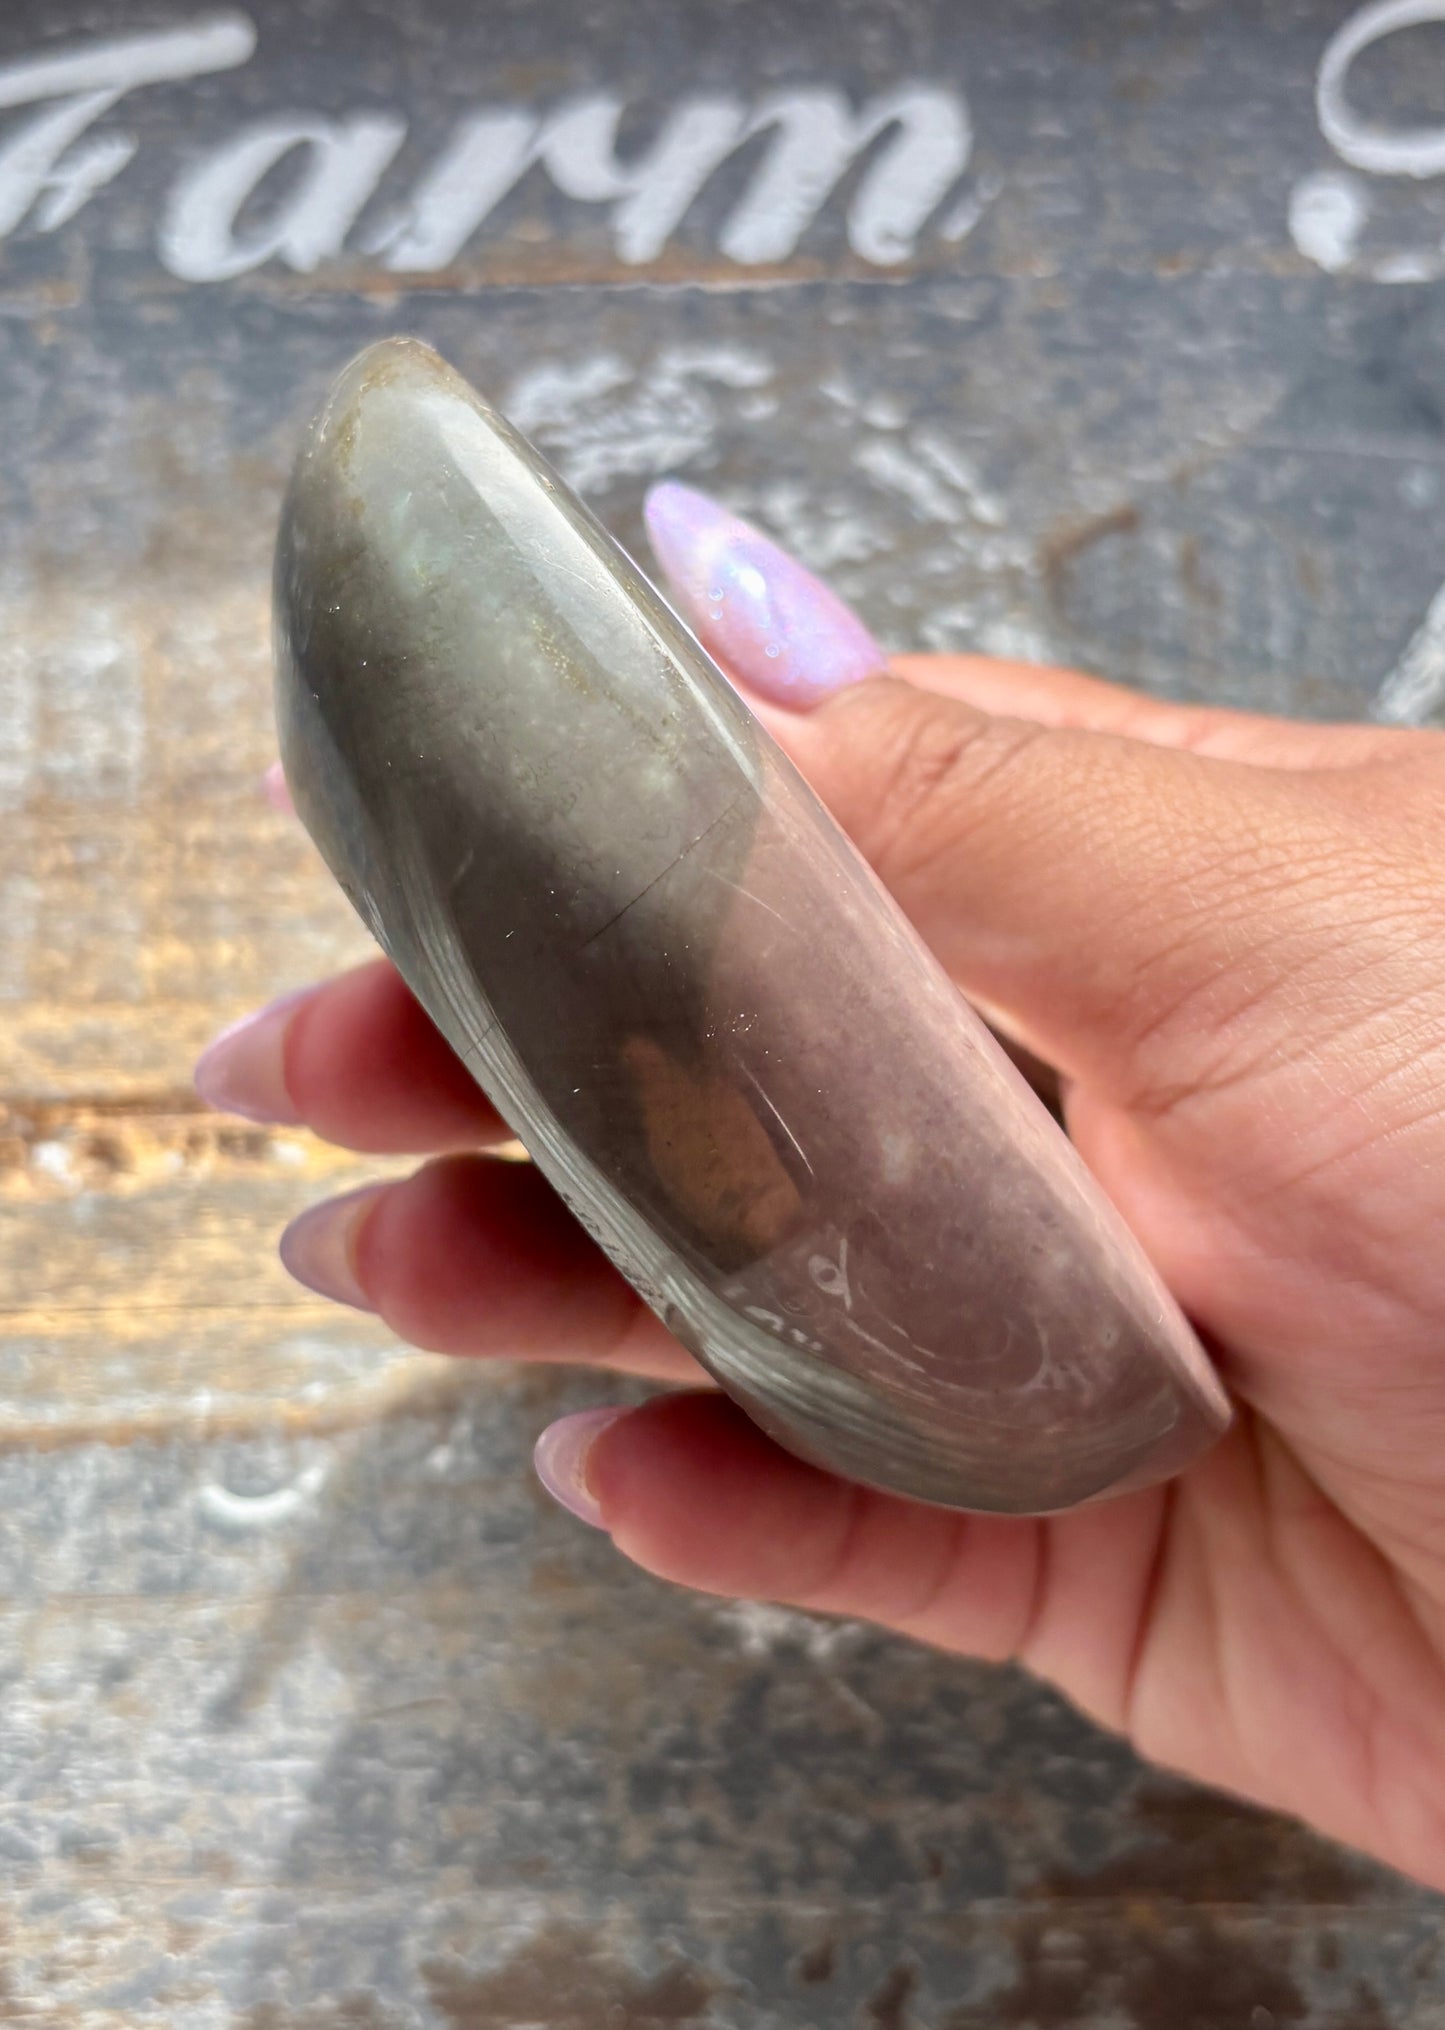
200 485 1445 1891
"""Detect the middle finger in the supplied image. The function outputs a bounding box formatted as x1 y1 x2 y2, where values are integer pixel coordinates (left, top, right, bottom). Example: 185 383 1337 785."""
281 1152 710 1386
197 957 511 1155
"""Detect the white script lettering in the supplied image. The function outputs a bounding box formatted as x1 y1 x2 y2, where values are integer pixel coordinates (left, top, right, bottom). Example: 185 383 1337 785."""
1317 0 1445 176
1291 0 1445 284
160 113 405 280
0 15 982 277
0 13 255 238
343 85 974 275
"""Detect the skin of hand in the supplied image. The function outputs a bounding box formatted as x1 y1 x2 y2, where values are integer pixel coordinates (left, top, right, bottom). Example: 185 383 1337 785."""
199 485 1445 1893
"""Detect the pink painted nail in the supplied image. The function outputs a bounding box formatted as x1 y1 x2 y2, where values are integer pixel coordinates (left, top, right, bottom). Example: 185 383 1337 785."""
262 760 296 815
644 480 886 708
278 1183 389 1312
193 987 312 1124
533 1408 628 1529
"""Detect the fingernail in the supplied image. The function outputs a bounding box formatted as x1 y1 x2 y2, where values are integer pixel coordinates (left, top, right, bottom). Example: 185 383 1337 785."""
644 480 886 708
533 1407 628 1529
194 987 312 1123
261 760 295 815
278 1183 388 1311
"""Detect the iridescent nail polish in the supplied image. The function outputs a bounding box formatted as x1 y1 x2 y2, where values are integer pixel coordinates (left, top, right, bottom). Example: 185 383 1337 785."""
533 1408 625 1530
194 985 310 1124
261 759 296 815
645 481 885 707
272 340 1229 1515
278 1183 386 1312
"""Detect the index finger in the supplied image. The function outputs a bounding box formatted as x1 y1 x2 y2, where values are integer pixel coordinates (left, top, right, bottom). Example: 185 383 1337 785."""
198 958 514 1155
893 654 1428 770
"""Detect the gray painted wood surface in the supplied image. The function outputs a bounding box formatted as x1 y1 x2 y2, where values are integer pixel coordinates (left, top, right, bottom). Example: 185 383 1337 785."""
4 0 1445 2021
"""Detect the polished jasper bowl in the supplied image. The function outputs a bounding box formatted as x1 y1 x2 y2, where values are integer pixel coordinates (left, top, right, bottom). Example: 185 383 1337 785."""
273 338 1231 1513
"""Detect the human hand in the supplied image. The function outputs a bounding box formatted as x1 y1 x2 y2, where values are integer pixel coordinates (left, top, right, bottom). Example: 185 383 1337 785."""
200 485 1445 1890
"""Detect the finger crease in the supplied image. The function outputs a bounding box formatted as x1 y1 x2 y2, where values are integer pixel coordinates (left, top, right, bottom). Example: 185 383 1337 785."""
1121 1481 1176 1740
793 1482 871 1616
1012 1518 1052 1669
888 1513 973 1640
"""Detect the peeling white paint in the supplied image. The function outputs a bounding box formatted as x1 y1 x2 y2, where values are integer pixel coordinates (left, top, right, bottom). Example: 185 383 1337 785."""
1287 168 1369 273
197 1461 328 1532
1372 581 1445 722
714 1598 863 1662
30 1141 79 1189
506 344 773 493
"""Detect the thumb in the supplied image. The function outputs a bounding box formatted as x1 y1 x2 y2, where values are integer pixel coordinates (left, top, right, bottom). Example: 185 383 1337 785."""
645 483 1357 1096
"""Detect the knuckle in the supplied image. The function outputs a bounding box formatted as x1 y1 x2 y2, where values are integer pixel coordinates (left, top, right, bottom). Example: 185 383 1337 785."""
356 1161 458 1348
848 686 1048 889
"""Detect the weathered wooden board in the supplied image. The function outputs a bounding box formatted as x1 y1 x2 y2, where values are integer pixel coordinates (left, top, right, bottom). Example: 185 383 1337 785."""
5 0 1445 2022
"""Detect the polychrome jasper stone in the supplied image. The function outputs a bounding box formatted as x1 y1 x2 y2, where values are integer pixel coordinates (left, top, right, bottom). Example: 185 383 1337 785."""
273 339 1230 1513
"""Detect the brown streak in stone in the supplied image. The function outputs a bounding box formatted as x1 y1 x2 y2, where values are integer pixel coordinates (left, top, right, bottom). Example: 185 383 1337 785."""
1047 1782 1373 1908
241 2001 405 2030
944 1783 1375 2029
948 1910 1309 2030
423 1924 721 2029
1039 503 1141 615
258 246 936 293
795 1934 838 1985
864 1961 919 2029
